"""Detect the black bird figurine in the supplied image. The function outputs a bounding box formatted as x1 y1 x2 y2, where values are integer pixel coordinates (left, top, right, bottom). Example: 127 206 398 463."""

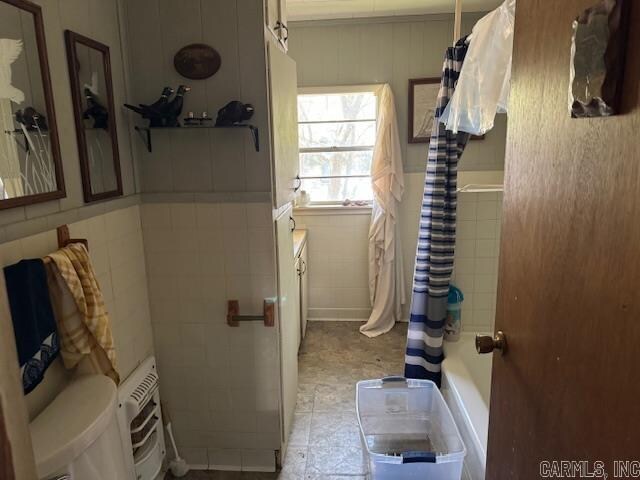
15 107 48 131
124 86 175 127
163 85 191 127
215 101 255 126
139 86 174 113
83 88 109 129
124 86 189 127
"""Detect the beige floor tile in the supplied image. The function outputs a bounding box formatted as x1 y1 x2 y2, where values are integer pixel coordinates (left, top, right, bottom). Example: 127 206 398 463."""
313 384 355 412
305 445 367 476
288 413 312 446
309 412 360 447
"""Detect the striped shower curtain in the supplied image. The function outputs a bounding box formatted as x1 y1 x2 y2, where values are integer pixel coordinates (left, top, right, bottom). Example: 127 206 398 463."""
404 38 471 386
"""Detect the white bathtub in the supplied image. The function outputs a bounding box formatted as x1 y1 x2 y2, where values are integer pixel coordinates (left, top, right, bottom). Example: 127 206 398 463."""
442 333 493 480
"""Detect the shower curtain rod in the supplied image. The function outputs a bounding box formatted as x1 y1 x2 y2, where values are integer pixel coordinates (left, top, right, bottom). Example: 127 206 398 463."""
454 0 462 44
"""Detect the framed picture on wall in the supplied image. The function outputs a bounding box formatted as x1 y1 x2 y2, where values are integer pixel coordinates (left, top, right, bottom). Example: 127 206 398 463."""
408 77 486 143
408 77 441 144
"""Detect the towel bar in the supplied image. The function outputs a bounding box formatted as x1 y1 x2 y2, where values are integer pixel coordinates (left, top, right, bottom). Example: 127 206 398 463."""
56 225 89 250
44 225 90 265
227 299 275 327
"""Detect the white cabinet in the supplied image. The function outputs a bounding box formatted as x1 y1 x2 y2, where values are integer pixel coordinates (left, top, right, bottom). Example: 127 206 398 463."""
275 206 299 452
265 0 288 51
297 243 309 341
267 39 299 209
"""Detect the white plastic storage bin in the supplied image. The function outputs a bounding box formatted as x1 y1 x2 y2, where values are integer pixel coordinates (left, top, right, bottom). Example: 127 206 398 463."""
356 377 466 480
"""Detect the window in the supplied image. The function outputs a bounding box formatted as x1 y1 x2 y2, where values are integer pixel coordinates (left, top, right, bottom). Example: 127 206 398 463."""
297 88 377 204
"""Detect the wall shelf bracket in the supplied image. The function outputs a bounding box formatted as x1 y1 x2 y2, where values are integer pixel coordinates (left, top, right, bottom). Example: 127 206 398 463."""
134 126 152 153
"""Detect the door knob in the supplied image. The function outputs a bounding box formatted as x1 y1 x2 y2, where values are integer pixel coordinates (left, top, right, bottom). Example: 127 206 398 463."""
476 331 507 355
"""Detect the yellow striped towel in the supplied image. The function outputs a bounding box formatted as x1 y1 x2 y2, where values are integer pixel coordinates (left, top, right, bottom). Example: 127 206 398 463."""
45 243 119 385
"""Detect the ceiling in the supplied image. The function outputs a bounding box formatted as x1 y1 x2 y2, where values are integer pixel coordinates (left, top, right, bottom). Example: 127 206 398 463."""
286 0 502 21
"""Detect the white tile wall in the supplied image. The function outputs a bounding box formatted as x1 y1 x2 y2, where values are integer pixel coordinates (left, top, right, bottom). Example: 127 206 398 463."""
0 206 155 418
141 202 279 471
452 193 502 333
293 211 371 321
296 173 503 333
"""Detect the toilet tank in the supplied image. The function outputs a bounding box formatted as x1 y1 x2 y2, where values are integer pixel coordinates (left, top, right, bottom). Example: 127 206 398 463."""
29 375 130 480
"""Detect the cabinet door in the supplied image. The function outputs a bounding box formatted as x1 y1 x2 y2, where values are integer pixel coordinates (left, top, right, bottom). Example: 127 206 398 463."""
265 0 279 38
275 207 299 450
277 0 288 50
295 256 302 346
300 244 309 339
268 40 299 209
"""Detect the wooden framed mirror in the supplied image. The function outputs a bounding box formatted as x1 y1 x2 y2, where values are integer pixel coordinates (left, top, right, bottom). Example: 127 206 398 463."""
65 30 122 203
0 0 65 209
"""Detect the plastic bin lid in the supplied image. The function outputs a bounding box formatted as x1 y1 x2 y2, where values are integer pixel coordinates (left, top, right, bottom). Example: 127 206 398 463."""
29 374 118 478
448 285 464 304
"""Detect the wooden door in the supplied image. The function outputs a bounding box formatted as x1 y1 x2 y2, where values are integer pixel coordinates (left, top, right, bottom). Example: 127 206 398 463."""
275 206 299 451
486 1 640 478
268 39 299 209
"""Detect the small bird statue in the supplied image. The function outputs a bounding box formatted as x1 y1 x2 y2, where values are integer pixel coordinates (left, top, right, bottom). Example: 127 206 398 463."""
215 101 255 126
124 86 174 127
139 86 174 113
15 106 47 130
83 88 109 129
162 85 191 127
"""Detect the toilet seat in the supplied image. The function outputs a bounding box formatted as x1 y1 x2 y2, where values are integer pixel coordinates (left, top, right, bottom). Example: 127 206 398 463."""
29 375 119 478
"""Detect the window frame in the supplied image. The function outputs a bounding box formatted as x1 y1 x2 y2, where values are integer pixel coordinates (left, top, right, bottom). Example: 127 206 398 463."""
297 84 383 206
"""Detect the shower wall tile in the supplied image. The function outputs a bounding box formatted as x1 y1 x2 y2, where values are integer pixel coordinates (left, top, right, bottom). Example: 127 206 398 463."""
141 202 279 469
452 192 503 333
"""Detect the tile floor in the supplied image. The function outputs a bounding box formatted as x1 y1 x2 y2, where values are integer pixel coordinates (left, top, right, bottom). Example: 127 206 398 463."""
165 321 408 479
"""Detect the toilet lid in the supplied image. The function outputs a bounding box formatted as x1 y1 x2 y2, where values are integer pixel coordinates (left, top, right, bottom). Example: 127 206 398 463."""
30 375 118 478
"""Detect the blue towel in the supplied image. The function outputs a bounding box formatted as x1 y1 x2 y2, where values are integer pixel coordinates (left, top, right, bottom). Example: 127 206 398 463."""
4 259 59 394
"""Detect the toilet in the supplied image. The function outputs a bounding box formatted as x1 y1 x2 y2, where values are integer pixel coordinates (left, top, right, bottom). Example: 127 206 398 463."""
29 375 130 480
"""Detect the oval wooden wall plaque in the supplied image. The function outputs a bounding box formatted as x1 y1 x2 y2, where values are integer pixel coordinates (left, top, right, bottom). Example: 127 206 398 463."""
174 43 221 80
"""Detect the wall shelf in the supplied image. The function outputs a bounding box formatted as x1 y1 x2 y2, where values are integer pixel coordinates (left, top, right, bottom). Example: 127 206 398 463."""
457 184 504 193
133 124 260 153
457 170 504 194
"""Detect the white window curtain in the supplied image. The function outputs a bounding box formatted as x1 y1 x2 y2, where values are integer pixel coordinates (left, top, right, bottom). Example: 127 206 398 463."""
360 84 405 338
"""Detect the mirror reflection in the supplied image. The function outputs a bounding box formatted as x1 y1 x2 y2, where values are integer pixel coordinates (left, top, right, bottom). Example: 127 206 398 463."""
65 30 121 202
0 0 63 205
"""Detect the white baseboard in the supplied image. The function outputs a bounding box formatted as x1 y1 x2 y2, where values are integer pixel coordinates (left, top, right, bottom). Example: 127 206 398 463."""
309 318 367 322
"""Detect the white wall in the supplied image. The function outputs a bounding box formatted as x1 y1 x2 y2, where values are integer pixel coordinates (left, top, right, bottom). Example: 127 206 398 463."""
141 201 280 470
293 210 371 320
125 0 284 470
0 0 138 232
124 0 271 194
295 180 502 332
290 14 506 332
0 2 153 474
0 205 154 420
288 14 508 174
